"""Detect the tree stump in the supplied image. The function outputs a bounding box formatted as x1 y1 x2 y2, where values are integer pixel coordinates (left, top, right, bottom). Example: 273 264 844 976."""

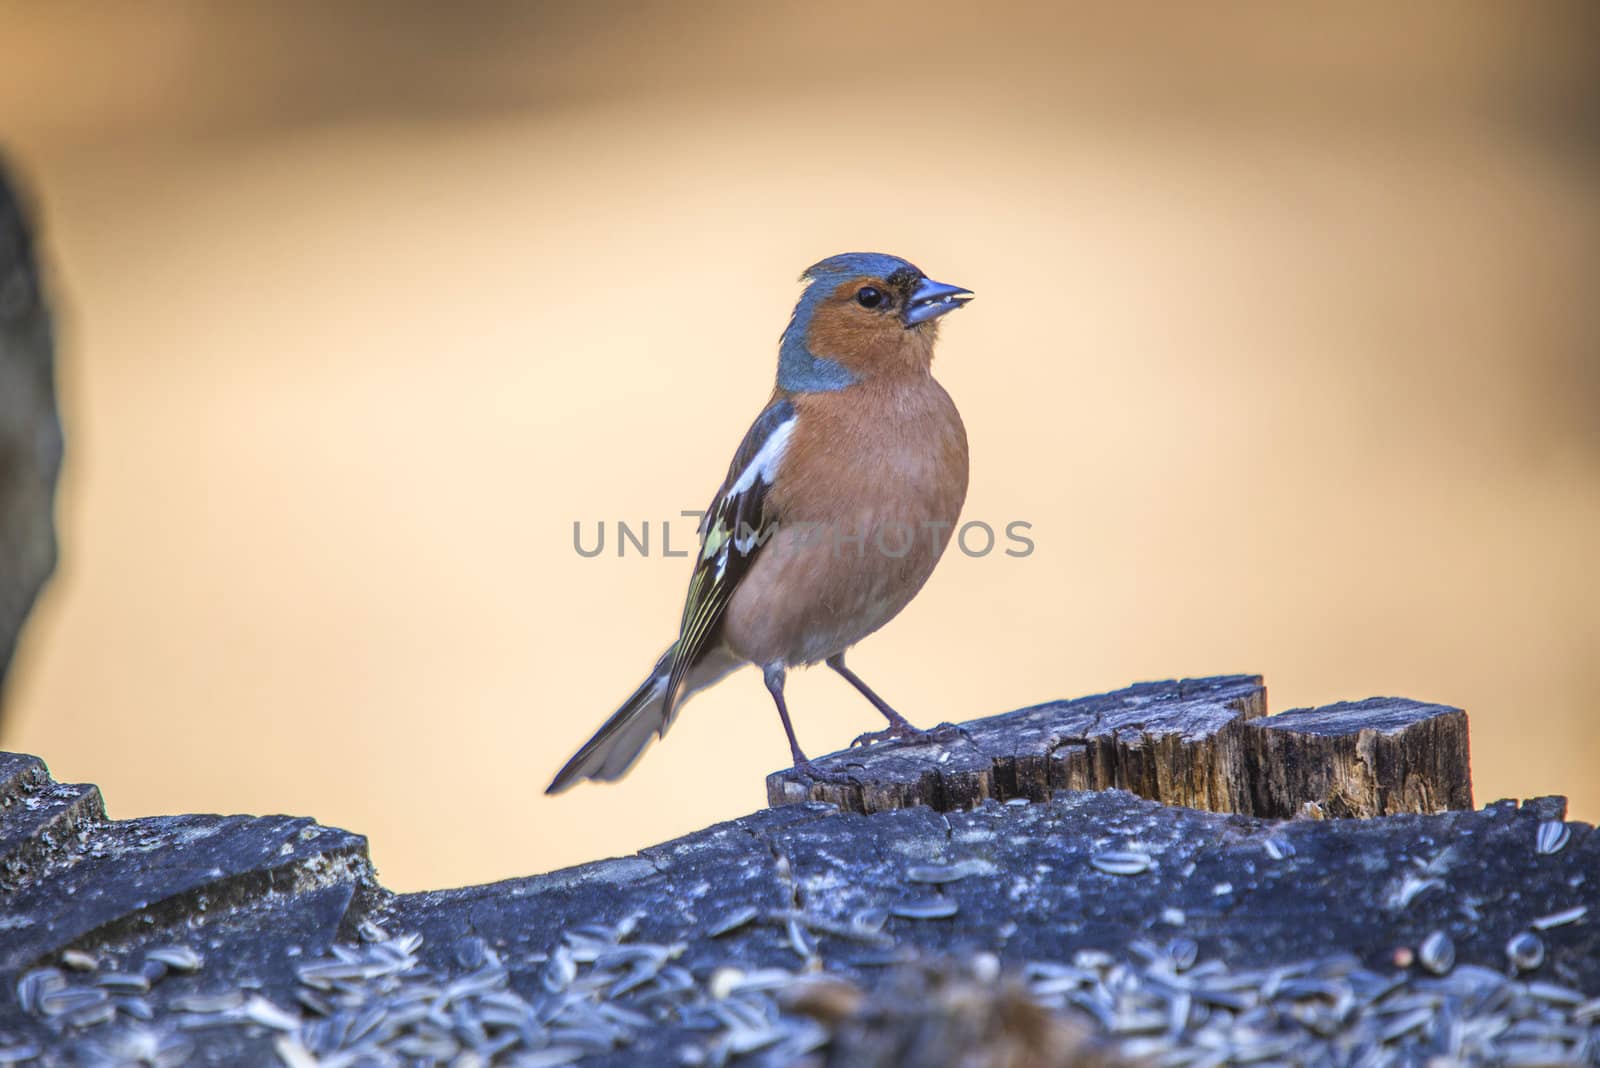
0 677 1585 1068
766 676 1473 820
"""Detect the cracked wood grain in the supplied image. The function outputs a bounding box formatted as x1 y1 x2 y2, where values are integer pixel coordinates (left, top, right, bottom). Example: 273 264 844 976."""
766 677 1472 820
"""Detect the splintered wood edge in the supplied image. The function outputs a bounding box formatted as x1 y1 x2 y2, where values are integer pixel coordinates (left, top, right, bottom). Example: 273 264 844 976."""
1246 699 1472 818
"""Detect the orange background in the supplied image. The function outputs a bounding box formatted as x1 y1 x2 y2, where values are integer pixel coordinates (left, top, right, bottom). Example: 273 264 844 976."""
3 3 1597 892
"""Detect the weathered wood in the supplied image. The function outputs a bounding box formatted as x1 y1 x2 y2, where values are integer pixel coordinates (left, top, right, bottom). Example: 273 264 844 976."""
0 754 105 894
766 677 1472 821
0 756 373 982
0 679 1568 1068
1246 697 1474 818
0 163 61 719
0 684 1561 1068
767 676 1268 814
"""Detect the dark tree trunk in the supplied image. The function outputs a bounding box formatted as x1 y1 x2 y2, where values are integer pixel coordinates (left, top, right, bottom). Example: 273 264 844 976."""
0 162 62 725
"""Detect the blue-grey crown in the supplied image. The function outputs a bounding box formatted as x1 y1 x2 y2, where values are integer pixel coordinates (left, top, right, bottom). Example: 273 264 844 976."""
777 253 922 394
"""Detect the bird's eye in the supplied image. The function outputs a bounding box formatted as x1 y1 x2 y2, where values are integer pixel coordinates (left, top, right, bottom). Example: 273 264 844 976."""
855 286 884 309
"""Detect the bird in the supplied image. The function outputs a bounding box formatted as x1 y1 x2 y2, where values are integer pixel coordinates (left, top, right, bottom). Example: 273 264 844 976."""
547 252 972 793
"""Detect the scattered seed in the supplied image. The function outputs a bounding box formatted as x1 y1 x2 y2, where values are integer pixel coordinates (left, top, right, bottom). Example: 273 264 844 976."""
708 966 744 1000
1072 949 1115 971
1535 820 1571 855
146 945 203 972
15 968 64 1014
541 945 577 993
61 949 97 972
293 961 370 989
1530 905 1587 930
1110 1007 1168 1035
708 905 760 938
1392 874 1444 910
1526 981 1585 1007
889 898 959 920
38 986 109 1017
115 996 154 1021
243 995 301 1031
15 849 1596 1068
63 1000 117 1029
1506 932 1546 972
785 916 817 959
171 991 245 1014
727 968 796 995
95 971 152 993
1418 931 1455 975
1192 987 1255 1012
1379 1005 1434 1042
1091 851 1153 876
548 1025 619 1053
906 859 987 884
1166 938 1200 972
294 988 331 1016
850 907 889 934
1501 1041 1574 1068
517 1045 587 1066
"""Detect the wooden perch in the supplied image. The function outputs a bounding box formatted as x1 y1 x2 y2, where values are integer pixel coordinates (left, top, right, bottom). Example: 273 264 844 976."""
766 676 1473 819
3 677 1567 1068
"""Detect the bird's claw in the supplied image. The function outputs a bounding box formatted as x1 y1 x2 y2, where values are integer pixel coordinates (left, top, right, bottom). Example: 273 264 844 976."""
926 720 973 744
793 760 859 787
850 719 971 748
849 722 920 748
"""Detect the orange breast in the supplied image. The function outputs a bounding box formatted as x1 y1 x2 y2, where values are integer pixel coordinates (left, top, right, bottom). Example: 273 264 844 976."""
721 374 969 667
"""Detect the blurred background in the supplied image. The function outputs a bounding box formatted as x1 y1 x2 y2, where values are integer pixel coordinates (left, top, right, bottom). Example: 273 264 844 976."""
2 1 1596 893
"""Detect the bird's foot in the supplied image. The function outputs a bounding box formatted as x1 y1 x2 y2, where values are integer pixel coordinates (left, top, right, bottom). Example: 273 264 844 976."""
849 722 920 748
926 720 974 744
850 719 970 748
792 759 859 786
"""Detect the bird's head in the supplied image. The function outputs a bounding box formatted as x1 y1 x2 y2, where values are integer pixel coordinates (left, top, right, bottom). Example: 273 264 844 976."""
777 252 972 393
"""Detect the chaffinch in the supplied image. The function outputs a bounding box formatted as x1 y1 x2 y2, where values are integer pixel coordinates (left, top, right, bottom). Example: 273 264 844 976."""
548 253 972 792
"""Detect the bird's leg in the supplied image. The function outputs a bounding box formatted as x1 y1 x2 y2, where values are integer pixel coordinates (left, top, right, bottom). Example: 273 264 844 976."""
764 662 855 784
827 654 918 735
829 653 969 748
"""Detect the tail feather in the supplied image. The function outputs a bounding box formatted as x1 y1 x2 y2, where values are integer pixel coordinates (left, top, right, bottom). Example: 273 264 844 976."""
545 648 674 794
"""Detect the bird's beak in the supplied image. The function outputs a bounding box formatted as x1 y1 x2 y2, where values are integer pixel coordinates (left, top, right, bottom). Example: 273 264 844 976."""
903 276 974 326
